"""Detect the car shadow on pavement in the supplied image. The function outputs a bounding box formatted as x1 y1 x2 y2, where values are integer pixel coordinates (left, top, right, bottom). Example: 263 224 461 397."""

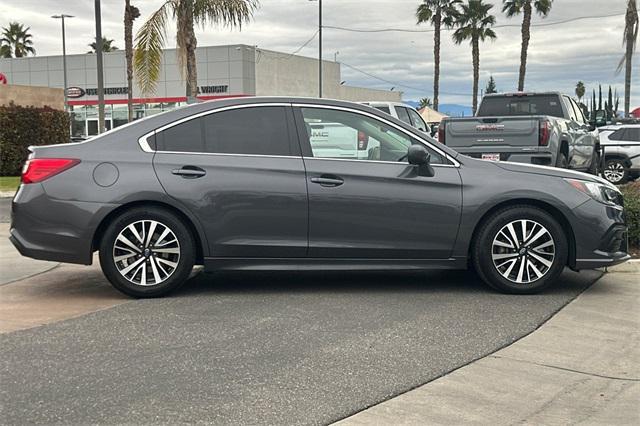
173 268 599 298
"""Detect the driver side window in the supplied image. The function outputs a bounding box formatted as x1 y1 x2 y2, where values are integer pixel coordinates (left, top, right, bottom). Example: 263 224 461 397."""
300 107 444 164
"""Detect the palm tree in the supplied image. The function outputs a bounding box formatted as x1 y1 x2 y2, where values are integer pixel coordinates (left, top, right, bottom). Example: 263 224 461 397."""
419 97 434 109
502 0 553 92
575 81 585 103
88 36 118 53
416 0 461 111
125 0 141 122
0 44 11 58
135 0 259 98
0 22 36 58
618 0 638 117
453 0 496 114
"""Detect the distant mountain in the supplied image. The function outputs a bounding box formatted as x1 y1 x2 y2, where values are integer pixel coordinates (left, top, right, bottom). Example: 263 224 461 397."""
404 101 473 117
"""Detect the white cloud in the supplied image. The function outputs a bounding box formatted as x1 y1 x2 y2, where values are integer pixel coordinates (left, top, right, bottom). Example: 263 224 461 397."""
0 0 637 106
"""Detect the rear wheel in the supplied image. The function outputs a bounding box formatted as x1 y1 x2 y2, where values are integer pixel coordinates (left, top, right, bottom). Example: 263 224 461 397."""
603 159 628 185
472 206 568 294
99 207 196 298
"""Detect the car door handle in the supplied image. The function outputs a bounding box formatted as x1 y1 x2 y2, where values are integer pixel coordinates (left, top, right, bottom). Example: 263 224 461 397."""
172 166 206 178
310 175 344 187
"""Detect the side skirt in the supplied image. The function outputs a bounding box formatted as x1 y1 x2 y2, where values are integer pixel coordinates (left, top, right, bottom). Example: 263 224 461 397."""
203 257 467 272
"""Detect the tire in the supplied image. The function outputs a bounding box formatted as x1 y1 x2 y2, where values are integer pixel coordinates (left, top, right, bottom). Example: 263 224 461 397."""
472 206 568 294
603 159 628 185
556 152 568 168
99 207 196 298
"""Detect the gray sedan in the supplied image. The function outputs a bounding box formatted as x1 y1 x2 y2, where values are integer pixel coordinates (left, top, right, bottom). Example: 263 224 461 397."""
10 97 629 297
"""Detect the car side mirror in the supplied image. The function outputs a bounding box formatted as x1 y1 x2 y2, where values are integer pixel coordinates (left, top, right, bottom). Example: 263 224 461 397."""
407 145 435 177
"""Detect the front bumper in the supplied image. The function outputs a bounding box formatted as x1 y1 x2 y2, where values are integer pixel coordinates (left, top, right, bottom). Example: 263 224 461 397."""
571 198 631 270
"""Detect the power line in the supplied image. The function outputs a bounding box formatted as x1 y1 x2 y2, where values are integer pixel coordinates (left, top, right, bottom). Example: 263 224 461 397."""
257 30 319 62
340 61 469 96
324 12 625 33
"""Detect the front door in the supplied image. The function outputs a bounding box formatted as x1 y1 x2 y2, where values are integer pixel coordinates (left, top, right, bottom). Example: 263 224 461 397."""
295 106 462 259
153 104 308 258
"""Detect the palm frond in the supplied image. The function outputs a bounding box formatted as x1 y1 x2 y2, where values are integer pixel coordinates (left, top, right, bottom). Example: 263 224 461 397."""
416 3 434 24
193 0 259 29
134 0 174 95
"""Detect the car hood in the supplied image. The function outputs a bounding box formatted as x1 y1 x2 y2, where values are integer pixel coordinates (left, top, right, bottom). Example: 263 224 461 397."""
494 161 613 186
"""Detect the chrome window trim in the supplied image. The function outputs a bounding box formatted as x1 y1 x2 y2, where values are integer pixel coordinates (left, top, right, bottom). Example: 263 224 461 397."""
292 103 460 167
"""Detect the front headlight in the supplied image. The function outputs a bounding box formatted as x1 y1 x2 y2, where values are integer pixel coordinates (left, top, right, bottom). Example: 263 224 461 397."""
564 178 622 207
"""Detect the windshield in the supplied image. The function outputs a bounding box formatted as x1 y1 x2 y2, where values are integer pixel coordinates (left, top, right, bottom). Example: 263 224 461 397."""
478 95 564 118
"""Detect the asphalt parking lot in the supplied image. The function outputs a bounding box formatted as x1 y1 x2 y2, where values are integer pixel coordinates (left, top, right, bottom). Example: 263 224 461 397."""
0 202 600 426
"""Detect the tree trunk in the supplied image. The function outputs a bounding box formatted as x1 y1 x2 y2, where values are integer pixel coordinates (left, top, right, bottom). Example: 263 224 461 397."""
433 13 441 111
472 37 480 115
518 1 532 92
124 0 134 122
624 14 634 117
178 0 198 99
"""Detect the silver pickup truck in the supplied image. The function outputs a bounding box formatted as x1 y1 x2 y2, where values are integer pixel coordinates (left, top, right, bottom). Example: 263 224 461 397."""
439 92 599 173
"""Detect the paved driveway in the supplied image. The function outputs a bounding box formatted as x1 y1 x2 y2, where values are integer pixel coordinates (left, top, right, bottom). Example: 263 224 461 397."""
0 262 599 425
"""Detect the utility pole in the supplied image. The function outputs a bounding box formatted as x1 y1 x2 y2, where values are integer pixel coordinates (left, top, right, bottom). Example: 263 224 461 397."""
95 0 105 134
319 0 322 98
52 14 73 112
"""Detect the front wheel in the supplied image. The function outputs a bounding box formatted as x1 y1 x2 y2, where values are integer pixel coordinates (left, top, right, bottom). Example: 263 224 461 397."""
472 206 568 294
99 207 196 298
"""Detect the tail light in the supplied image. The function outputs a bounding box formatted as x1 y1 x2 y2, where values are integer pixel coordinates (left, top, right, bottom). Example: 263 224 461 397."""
357 131 369 150
438 123 446 144
539 120 551 146
21 158 80 184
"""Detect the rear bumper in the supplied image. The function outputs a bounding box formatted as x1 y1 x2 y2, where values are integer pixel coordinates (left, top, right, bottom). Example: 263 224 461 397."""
453 147 555 166
10 184 115 265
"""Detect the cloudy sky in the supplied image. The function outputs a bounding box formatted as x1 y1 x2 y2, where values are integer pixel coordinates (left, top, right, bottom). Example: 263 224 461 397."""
1 0 637 107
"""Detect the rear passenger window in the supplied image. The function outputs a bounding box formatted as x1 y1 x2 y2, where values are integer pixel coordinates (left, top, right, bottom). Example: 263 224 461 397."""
203 107 291 156
159 106 291 156
159 118 204 152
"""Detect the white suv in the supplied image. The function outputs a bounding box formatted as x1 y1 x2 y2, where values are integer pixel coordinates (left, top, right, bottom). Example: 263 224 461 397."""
361 102 430 134
599 124 640 184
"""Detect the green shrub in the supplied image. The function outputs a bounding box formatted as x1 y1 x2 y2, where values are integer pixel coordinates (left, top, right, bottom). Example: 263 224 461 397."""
621 181 640 249
0 102 70 176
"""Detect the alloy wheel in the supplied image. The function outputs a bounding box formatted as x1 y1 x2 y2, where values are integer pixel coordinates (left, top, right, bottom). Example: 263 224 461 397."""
491 219 555 284
603 162 625 184
112 220 181 286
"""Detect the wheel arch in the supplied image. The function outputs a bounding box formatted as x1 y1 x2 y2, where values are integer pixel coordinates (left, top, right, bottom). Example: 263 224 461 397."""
92 200 205 264
604 153 632 168
468 198 576 269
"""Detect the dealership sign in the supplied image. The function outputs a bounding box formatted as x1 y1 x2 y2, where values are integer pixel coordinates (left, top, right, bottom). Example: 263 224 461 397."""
66 87 85 98
66 84 228 97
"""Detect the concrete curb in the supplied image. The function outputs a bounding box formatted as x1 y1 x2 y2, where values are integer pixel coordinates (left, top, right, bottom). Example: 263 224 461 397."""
0 191 15 199
608 258 640 273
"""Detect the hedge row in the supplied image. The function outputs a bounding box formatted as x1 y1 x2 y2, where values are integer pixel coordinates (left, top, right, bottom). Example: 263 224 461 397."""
0 102 70 176
621 181 640 249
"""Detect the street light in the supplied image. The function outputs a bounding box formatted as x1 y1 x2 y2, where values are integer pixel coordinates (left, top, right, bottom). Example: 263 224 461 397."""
309 0 322 98
94 0 105 134
51 14 73 112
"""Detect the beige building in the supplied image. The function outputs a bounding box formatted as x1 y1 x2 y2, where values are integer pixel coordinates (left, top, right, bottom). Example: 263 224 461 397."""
0 84 64 110
0 44 401 137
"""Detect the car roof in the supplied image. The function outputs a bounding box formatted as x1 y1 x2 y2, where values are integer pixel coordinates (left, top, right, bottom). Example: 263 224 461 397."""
361 101 414 108
483 91 562 97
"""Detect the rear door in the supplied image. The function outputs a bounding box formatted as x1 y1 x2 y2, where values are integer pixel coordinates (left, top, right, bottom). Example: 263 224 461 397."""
152 104 308 258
